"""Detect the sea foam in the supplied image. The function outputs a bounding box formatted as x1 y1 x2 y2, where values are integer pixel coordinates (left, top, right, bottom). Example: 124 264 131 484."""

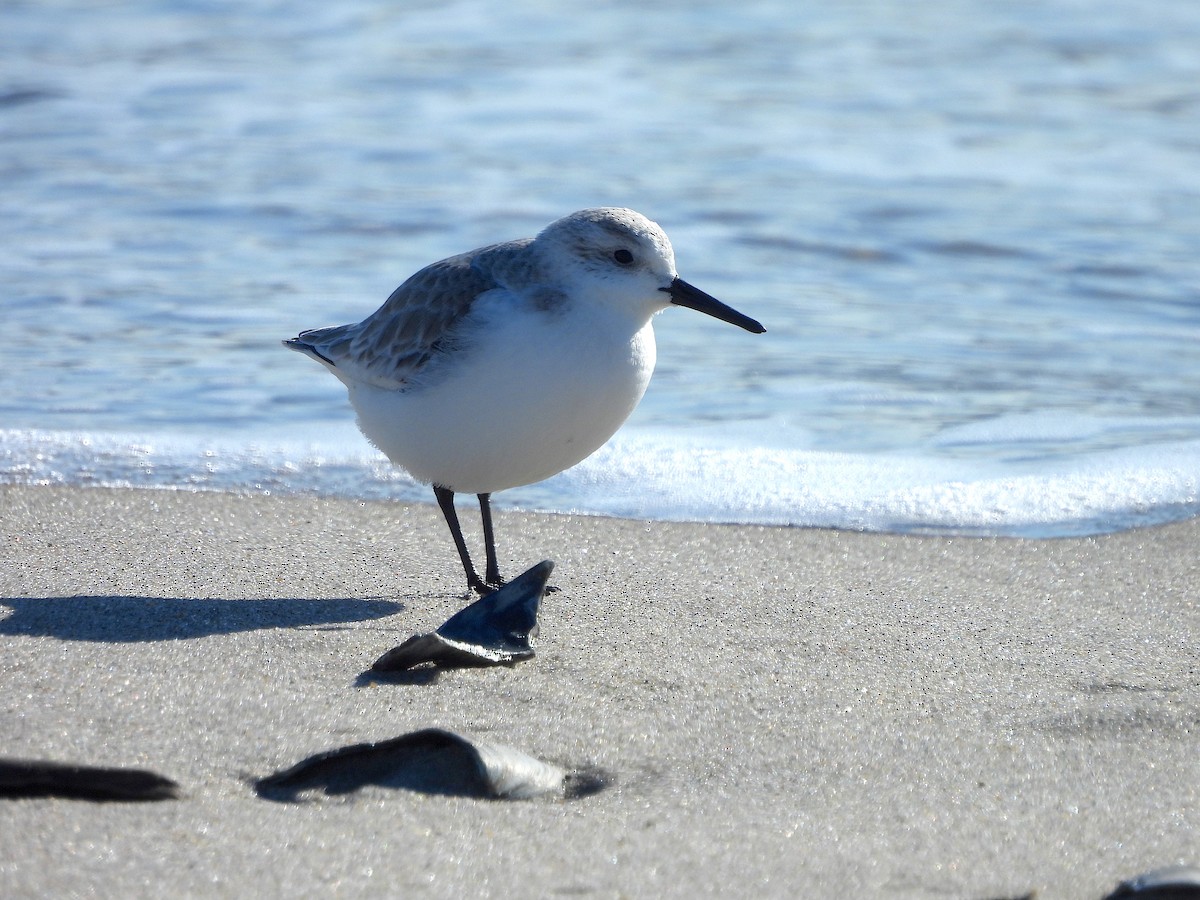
4 427 1198 538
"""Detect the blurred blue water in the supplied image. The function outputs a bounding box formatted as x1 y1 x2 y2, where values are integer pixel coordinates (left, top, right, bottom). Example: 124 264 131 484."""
4 0 1200 535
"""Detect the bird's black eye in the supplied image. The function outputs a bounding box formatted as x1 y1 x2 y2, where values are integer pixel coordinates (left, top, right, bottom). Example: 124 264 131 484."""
613 248 634 265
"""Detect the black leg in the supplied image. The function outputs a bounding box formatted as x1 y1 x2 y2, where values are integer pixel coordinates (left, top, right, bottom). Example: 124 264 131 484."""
433 485 489 594
477 493 505 587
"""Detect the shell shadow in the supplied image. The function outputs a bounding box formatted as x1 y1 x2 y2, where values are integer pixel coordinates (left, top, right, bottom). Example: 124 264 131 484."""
356 667 443 687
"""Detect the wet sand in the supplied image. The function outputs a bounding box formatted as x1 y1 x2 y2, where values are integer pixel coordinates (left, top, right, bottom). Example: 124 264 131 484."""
0 484 1196 898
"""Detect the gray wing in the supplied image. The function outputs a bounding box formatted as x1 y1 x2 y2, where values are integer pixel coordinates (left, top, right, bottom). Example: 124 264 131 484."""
286 243 527 390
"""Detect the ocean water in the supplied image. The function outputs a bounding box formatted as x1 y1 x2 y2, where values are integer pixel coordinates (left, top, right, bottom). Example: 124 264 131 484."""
4 0 1200 537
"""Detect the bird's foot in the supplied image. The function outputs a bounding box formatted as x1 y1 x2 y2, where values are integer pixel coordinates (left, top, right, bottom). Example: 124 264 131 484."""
467 575 495 596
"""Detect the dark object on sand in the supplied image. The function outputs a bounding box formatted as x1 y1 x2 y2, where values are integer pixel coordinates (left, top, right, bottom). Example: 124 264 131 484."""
0 758 180 802
371 560 553 672
1104 866 1200 899
254 727 607 802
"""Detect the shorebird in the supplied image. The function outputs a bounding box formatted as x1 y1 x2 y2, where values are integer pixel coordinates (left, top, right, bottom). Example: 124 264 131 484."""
285 207 764 593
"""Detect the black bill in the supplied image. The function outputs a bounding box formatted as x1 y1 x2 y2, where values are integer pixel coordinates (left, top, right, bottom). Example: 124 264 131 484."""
661 277 765 334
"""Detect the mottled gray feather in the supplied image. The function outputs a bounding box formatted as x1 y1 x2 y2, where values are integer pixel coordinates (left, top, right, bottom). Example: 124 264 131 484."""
291 239 537 390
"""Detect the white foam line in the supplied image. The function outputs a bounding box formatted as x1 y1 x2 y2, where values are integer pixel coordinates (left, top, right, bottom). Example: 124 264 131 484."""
3 428 1199 537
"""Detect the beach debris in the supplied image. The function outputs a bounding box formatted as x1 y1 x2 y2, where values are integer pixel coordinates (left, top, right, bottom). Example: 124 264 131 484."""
371 560 553 672
1104 865 1200 899
254 727 607 802
0 757 180 802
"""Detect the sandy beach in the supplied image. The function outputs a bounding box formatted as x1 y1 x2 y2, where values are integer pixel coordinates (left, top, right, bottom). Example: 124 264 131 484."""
0 484 1196 897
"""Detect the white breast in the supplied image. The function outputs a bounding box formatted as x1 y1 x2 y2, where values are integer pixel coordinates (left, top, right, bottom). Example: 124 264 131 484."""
346 302 658 494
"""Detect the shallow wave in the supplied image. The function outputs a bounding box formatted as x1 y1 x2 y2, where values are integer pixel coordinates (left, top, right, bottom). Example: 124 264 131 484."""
4 428 1198 538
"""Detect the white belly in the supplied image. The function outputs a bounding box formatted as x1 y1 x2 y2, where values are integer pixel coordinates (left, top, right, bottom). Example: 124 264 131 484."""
347 310 657 494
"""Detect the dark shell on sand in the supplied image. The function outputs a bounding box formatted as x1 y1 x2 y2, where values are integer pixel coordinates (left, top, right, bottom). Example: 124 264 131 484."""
372 560 554 671
1104 866 1200 899
254 727 607 802
0 758 180 802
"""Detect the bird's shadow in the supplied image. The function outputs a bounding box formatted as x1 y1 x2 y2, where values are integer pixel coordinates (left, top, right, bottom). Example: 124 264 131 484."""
0 595 405 643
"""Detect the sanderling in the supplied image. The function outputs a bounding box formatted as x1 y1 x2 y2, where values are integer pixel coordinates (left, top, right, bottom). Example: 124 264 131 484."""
285 207 764 594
